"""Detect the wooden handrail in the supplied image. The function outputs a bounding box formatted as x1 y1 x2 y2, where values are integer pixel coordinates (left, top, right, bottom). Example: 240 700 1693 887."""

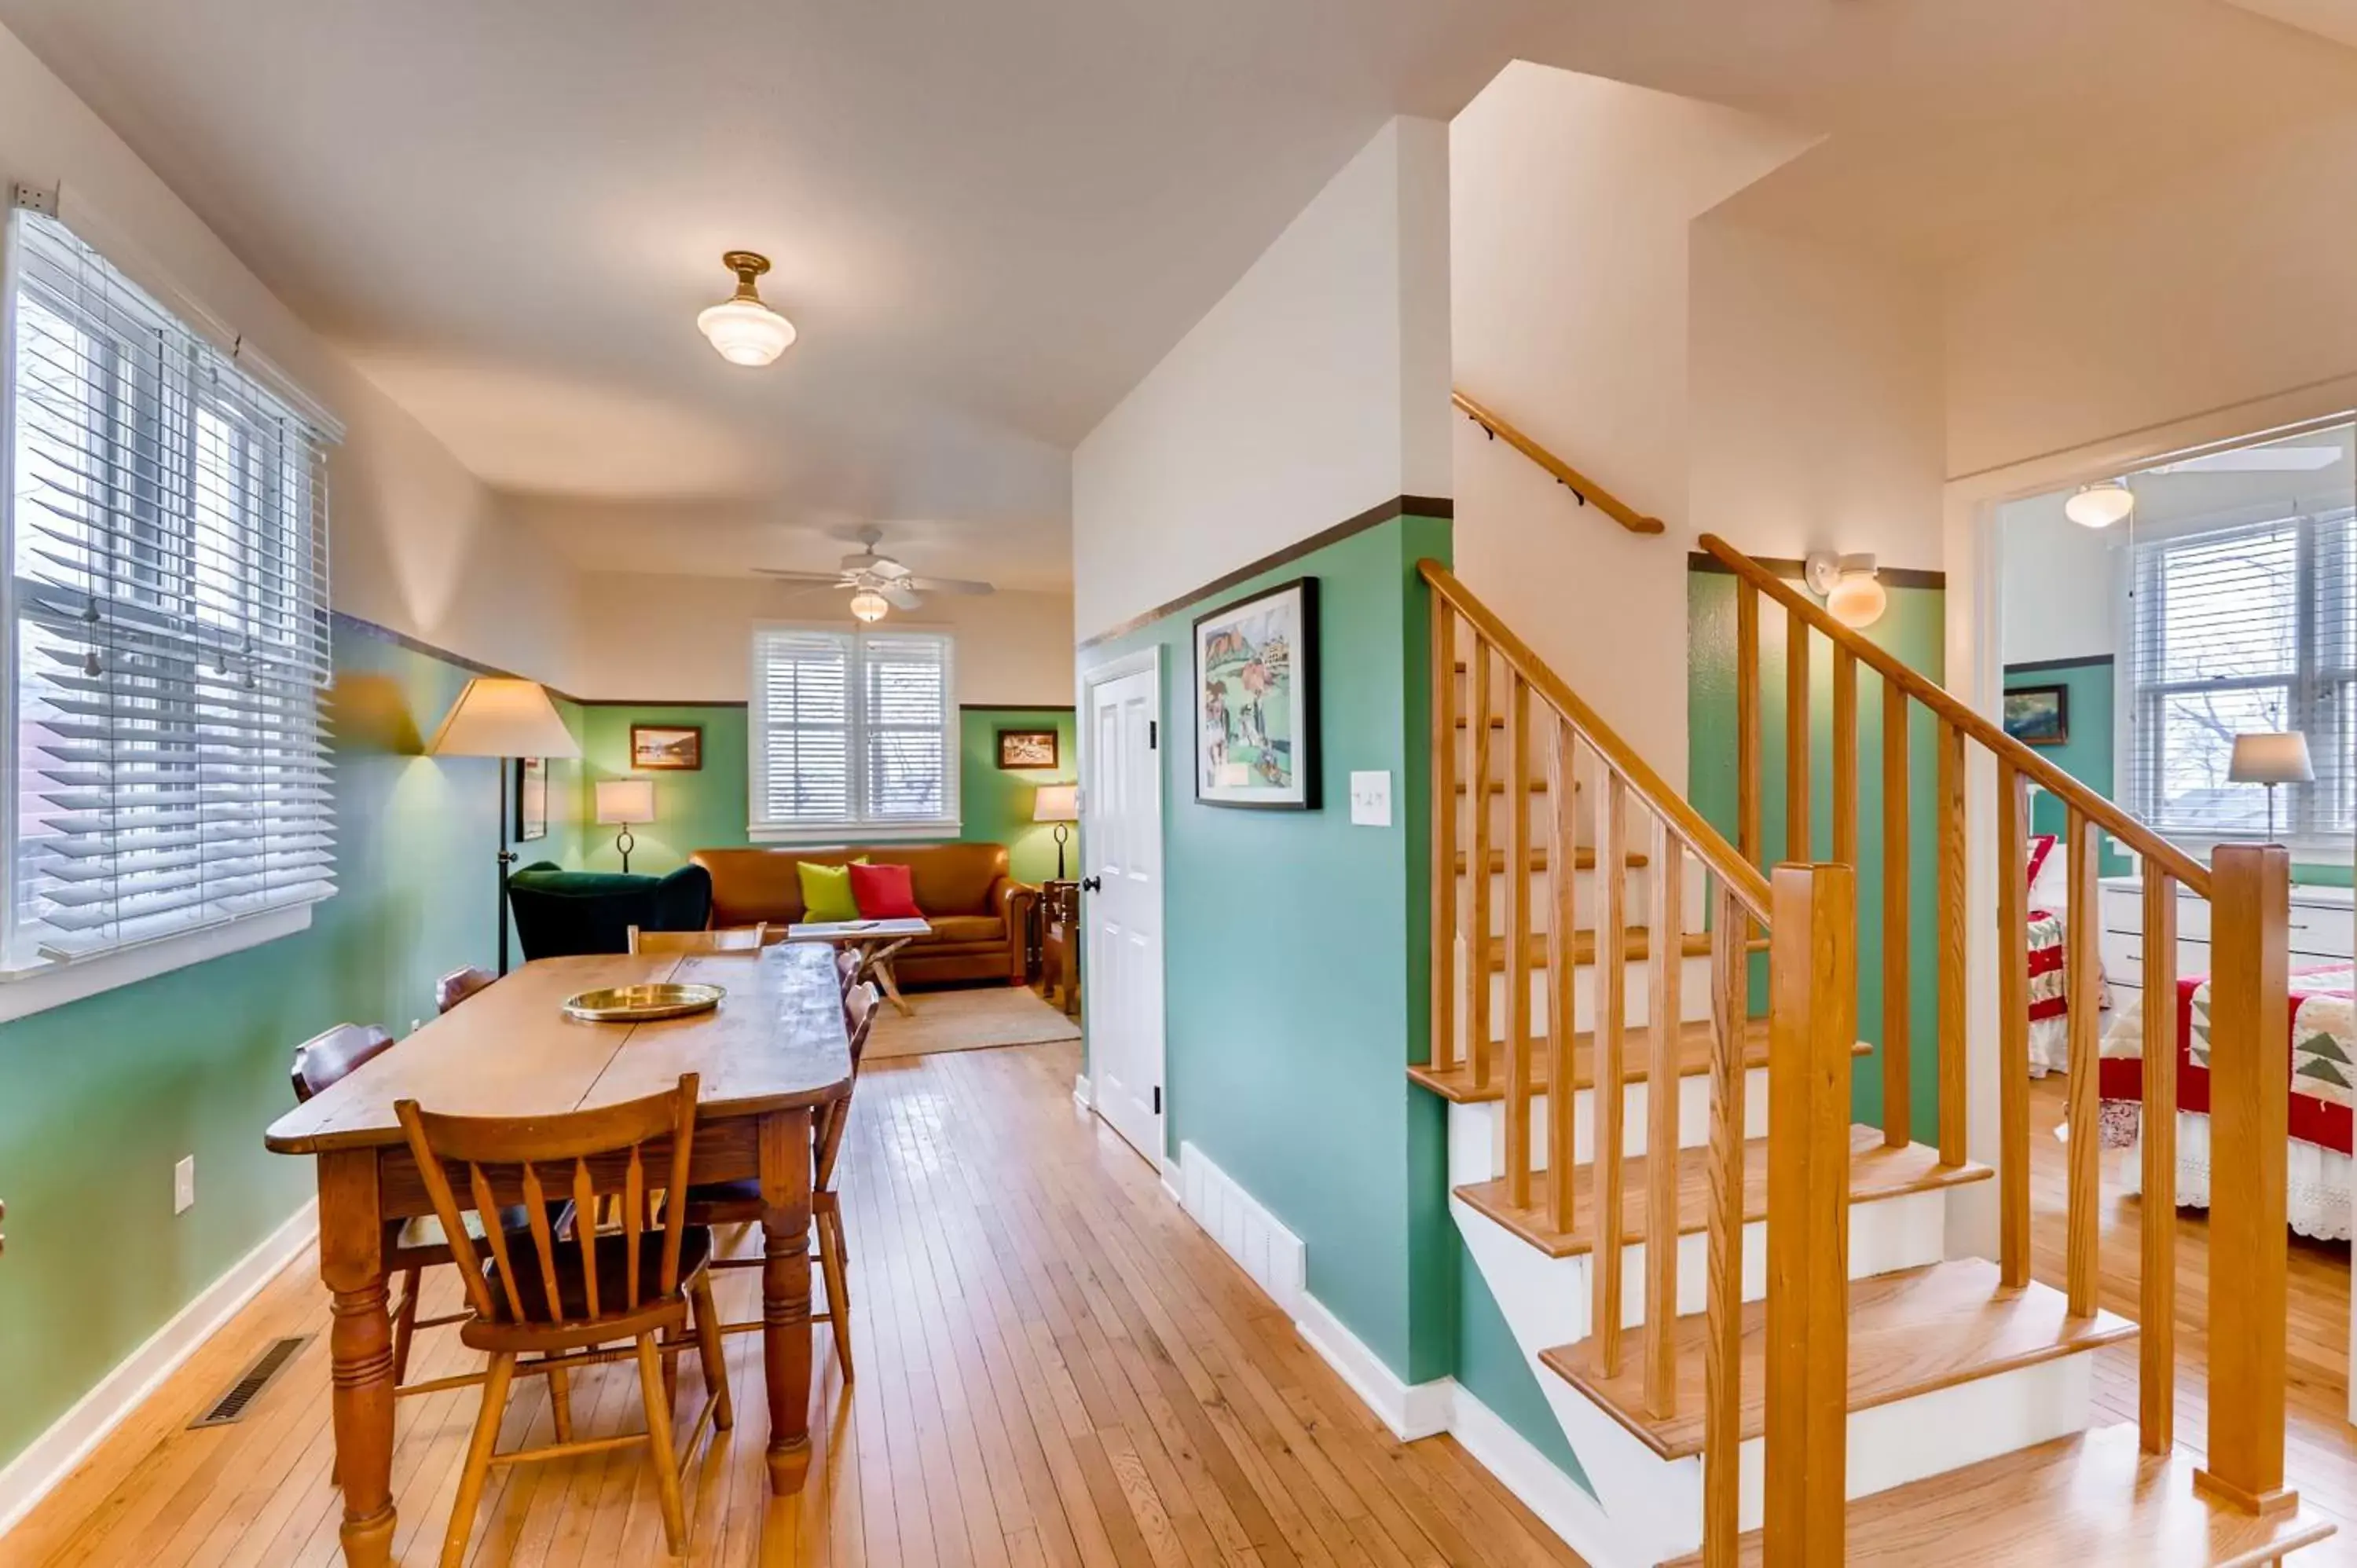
1695 533 2212 898
1422 560 1769 920
1453 390 1666 537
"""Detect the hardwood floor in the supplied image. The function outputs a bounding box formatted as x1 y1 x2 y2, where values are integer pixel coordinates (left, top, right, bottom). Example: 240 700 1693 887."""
0 1040 1584 1568
2025 1074 2357 1563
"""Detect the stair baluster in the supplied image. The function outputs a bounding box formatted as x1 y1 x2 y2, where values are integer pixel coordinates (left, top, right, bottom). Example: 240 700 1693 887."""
1505 673 1536 1210
1545 713 1579 1236
1879 672 1911 1149
1594 771 1631 1376
2064 811 2104 1317
1468 646 1495 1091
1935 717 1968 1166
1430 599 1458 1077
1996 760 2032 1287
2140 870 2179 1455
1645 822 1684 1419
1703 877 1749 1568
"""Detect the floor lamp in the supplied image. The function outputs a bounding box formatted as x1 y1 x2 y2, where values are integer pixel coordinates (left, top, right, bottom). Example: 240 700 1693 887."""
429 677 581 975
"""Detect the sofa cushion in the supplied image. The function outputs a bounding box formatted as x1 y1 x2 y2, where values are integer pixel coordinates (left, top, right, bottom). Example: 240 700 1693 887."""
921 914 1006 946
849 860 924 919
797 859 862 922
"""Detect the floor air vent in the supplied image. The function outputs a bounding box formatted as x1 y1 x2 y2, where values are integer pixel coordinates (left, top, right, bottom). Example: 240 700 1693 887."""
189 1335 310 1429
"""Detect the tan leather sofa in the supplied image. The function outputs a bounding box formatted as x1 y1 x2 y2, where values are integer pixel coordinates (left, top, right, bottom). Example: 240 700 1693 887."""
690 843 1038 987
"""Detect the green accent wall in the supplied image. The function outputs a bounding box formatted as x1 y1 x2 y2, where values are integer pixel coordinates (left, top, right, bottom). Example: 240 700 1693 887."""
1688 567 1947 1144
567 705 1075 878
0 618 574 1475
2003 659 2129 877
1079 515 1458 1387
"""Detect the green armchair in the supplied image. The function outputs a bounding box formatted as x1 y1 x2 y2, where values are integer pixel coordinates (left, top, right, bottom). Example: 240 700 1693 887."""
505 861 713 960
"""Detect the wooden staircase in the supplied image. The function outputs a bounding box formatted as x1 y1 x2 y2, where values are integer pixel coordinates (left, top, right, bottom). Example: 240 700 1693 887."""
1413 528 2333 1563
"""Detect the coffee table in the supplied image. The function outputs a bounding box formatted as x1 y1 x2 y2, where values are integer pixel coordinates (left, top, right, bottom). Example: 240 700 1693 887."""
786 916 932 1016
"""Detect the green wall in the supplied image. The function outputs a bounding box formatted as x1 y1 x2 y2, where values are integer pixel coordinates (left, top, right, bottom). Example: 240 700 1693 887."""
1078 514 1458 1387
568 704 1076 880
2003 658 2129 877
1688 566 1947 1144
0 618 572 1475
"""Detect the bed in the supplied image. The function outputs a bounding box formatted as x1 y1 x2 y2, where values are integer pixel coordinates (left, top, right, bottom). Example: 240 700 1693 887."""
2097 966 2356 1242
2023 832 2095 1077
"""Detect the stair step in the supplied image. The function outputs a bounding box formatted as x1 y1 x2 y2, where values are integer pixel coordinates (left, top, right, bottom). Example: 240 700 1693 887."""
1540 1258 2132 1463
1453 1125 1990 1259
1453 846 1648 874
1410 1018 1871 1105
1478 929 1765 969
1657 1423 2337 1567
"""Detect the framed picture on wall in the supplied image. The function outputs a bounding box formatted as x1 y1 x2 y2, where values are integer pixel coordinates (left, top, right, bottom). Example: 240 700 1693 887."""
631 724 704 771
997 728 1059 769
515 757 548 841
1193 576 1319 808
2004 684 2070 746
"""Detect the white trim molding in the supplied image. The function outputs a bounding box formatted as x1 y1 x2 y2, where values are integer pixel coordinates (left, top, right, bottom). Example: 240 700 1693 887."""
1447 1385 1623 1568
1292 1292 1453 1442
0 1196 319 1539
0 903 311 1023
1071 1072 1093 1111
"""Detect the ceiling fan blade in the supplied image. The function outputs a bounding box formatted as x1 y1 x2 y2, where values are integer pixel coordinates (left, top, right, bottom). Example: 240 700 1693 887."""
883 584 925 610
905 575 995 595
753 567 848 584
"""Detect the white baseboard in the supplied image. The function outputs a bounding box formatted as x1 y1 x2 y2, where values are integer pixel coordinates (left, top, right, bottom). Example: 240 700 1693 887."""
1292 1291 1454 1442
1449 1384 1633 1566
0 1196 319 1540
1072 1072 1094 1112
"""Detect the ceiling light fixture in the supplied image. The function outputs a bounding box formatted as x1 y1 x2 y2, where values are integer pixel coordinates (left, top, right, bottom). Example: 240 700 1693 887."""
2065 479 2135 529
848 588 889 623
1804 551 1887 628
696 250 797 367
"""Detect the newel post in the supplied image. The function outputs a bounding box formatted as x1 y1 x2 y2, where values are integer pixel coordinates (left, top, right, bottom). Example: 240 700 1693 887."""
2195 843 2297 1516
1763 863 1853 1566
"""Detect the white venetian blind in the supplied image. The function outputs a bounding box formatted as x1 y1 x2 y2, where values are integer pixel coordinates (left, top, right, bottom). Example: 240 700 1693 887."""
6 207 336 965
2126 508 2357 841
750 625 957 839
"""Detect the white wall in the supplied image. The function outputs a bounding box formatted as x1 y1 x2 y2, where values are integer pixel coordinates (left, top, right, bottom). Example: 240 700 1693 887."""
0 20 582 690
1997 495 2121 666
571 570 1076 705
1450 65 1817 784
1071 116 1451 638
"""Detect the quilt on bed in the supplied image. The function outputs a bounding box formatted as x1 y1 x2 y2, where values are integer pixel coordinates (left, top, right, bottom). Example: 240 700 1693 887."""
2097 965 2357 1157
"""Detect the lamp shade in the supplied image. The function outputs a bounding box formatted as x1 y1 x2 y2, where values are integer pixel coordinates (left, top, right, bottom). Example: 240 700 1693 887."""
427 678 581 760
2229 731 2315 785
596 779 658 825
1032 783 1080 823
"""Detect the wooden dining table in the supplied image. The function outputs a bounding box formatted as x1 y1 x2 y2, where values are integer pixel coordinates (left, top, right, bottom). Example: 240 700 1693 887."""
264 942 854 1568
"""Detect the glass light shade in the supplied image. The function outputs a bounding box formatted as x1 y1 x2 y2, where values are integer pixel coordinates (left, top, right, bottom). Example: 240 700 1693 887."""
427 678 581 760
2228 731 2314 785
696 296 797 366
2065 480 2135 529
1032 782 1080 823
848 588 889 623
595 778 657 825
1825 562 1887 628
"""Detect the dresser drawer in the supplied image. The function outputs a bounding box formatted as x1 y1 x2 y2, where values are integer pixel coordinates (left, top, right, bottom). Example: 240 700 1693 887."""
2100 933 2210 990
2286 899 2354 962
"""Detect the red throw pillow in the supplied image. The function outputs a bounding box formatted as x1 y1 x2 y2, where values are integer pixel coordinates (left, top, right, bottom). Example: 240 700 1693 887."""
848 860 923 920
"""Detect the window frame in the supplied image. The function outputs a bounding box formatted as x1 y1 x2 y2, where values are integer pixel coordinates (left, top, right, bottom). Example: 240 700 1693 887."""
746 621 961 844
2126 509 2356 852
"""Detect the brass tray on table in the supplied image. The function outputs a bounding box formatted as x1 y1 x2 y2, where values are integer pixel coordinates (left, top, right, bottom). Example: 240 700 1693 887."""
562 982 726 1023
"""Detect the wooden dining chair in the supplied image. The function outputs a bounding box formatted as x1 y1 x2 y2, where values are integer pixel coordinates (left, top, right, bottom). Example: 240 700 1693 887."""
394 1073 731 1566
435 965 497 1014
834 945 861 997
627 923 766 954
680 983 878 1377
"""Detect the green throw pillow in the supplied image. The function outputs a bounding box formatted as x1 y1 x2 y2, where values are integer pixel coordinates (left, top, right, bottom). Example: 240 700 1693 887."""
797 859 865 922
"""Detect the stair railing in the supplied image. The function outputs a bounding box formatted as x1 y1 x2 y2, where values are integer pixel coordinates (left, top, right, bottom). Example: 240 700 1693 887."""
1699 532 2298 1520
1426 559 1777 1558
1453 390 1666 535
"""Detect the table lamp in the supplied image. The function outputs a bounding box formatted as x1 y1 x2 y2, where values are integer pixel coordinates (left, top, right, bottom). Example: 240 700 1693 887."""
429 678 581 974
596 778 658 873
1032 782 1079 880
2228 731 2312 841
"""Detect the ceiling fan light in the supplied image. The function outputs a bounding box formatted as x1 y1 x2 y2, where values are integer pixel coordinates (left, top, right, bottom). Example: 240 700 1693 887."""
697 251 797 367
848 588 889 623
2065 480 2135 529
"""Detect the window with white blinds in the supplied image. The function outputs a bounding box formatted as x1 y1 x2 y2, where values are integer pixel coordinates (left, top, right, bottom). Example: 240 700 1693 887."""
749 625 957 840
4 206 336 969
2126 510 2357 843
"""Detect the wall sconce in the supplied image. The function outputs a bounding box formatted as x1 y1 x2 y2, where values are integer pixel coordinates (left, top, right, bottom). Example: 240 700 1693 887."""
1802 551 1886 628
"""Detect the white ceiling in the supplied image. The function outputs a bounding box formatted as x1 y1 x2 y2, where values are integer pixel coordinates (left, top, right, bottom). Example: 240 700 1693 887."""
2 0 2350 588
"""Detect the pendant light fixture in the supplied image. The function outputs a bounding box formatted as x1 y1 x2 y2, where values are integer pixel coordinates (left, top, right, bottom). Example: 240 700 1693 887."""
696 251 797 366
2065 478 2135 529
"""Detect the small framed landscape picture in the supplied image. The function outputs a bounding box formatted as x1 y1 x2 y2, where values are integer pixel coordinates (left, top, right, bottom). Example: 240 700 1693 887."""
1194 576 1318 809
997 728 1059 770
2003 684 2069 746
515 757 548 841
631 723 704 771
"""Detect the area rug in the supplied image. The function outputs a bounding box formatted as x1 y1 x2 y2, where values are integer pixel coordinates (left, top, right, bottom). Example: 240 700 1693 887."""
865 984 1082 1059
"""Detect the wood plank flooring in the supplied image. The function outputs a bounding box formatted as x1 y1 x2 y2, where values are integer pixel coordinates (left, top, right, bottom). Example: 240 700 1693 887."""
0 1039 1585 1568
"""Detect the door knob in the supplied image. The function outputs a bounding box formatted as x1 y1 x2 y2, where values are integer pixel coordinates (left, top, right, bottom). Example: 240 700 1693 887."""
1080 876 1102 893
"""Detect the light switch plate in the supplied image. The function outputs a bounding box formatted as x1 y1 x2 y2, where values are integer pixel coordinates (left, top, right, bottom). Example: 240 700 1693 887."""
174 1156 196 1215
1349 770 1392 826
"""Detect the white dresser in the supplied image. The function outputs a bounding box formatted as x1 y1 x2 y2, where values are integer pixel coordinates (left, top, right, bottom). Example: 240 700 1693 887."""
2095 874 2355 990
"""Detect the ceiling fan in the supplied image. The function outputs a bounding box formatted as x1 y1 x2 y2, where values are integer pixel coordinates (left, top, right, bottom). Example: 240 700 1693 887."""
755 526 996 622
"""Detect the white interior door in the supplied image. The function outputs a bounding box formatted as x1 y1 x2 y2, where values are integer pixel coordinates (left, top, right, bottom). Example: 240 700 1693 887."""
1083 659 1165 1165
